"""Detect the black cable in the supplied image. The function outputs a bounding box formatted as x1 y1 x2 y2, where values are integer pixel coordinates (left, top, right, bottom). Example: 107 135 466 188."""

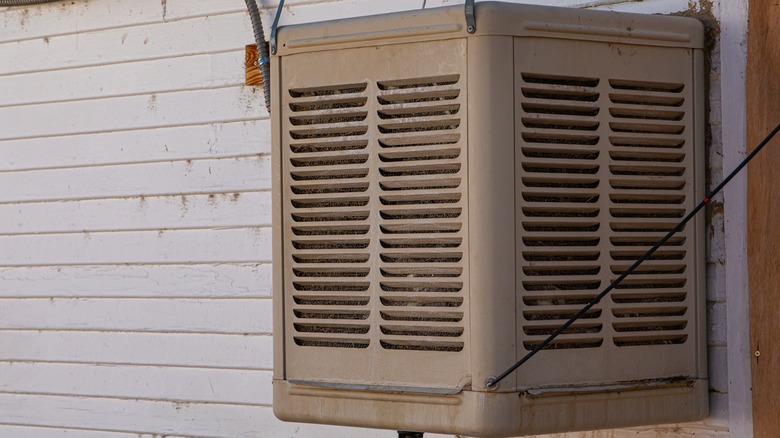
487 121 780 389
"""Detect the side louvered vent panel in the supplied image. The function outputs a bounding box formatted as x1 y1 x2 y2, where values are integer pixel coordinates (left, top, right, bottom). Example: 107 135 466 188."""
607 79 690 347
518 73 605 350
287 83 372 349
281 39 470 387
376 75 467 352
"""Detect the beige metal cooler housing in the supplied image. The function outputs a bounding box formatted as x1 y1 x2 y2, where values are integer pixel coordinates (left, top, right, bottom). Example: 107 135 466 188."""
270 2 707 436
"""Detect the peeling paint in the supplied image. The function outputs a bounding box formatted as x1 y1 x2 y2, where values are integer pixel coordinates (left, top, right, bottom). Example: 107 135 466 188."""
147 94 157 112
19 9 28 27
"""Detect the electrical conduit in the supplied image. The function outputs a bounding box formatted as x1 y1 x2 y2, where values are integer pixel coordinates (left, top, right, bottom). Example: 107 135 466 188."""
0 0 63 5
245 0 273 114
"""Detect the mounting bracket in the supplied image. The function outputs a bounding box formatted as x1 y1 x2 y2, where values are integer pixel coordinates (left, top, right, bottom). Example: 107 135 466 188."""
465 0 476 33
270 0 286 54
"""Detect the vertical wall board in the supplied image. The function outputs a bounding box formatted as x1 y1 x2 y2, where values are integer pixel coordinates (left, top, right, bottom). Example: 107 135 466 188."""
747 1 780 436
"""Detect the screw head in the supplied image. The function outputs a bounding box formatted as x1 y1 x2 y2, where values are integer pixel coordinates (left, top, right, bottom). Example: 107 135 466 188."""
467 25 475 33
755 350 761 357
485 376 499 391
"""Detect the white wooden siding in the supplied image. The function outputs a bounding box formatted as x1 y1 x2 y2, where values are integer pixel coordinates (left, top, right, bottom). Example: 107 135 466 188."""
2 121 270 171
0 0 726 437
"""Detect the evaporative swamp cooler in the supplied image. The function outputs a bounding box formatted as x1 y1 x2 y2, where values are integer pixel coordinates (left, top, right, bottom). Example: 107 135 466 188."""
271 2 707 436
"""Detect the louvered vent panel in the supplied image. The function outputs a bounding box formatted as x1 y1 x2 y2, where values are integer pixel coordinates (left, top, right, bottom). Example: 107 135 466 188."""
607 79 690 347
281 40 470 388
376 75 467 352
518 73 605 351
286 82 373 349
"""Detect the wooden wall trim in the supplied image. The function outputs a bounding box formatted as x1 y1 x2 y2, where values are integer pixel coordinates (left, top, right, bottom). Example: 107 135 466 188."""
747 1 780 436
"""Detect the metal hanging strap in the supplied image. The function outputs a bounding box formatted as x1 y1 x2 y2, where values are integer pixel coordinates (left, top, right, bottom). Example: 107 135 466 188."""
465 0 476 33
270 0 285 54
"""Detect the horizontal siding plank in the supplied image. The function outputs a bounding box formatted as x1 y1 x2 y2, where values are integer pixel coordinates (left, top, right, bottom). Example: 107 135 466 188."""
269 0 428 26
0 156 270 204
590 0 690 13
423 0 687 10
0 298 272 334
163 0 313 21
0 425 159 438
0 87 266 141
0 192 271 235
0 13 251 76
162 0 251 20
0 394 403 438
0 52 243 108
162 0 687 23
0 264 271 298
0 228 271 266
166 0 423 23
0 0 163 44
0 121 270 172
0 362 271 405
0 331 271 369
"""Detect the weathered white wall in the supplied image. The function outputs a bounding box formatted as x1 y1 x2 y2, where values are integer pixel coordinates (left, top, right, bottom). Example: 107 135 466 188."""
0 0 741 437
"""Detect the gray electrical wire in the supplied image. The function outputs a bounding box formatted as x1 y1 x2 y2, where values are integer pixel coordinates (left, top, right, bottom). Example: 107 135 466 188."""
245 0 273 115
0 0 62 5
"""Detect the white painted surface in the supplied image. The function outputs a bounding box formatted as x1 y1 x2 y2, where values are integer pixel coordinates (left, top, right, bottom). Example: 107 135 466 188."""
0 192 271 235
717 0 753 436
1 121 270 171
0 0 739 437
0 264 271 297
0 157 270 203
0 330 273 369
